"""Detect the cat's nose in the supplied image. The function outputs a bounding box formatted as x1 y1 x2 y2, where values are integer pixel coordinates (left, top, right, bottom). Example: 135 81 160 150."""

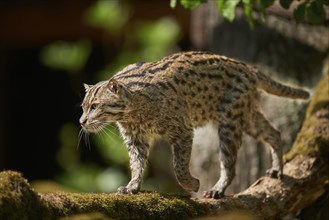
80 117 87 126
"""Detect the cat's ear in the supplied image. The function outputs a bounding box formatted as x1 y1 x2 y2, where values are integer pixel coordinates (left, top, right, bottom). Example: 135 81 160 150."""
107 79 132 99
83 83 91 91
107 79 120 94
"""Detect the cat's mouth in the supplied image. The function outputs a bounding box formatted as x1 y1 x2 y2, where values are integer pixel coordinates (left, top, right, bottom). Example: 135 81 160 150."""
81 121 106 133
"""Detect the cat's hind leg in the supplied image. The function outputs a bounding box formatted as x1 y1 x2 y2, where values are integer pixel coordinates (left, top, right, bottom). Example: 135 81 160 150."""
245 110 283 179
204 96 244 199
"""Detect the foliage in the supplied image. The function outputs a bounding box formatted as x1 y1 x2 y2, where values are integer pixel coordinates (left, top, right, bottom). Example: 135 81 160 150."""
56 123 128 192
40 39 91 73
97 16 181 81
292 0 328 24
176 0 208 9
83 0 130 33
216 0 241 22
40 0 181 193
171 0 329 28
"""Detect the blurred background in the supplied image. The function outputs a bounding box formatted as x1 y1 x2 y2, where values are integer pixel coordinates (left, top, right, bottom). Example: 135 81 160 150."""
0 0 328 197
0 0 191 193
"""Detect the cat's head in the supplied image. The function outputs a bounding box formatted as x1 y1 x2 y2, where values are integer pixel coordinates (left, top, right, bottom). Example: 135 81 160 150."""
80 79 131 133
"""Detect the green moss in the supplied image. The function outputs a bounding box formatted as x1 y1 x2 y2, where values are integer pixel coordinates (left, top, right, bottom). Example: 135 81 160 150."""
284 74 329 161
0 171 45 220
307 74 329 118
0 171 210 219
41 191 210 219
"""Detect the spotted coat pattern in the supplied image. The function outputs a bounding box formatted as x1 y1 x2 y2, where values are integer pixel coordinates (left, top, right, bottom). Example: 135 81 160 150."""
79 51 310 199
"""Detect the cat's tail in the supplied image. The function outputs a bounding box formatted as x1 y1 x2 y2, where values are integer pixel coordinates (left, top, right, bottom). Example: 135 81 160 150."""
256 71 310 99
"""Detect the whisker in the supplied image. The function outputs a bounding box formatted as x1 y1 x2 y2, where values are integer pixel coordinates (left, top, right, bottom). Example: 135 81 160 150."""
95 123 107 143
104 125 117 137
99 129 106 144
108 124 121 138
102 128 115 142
84 131 91 150
77 120 124 151
77 128 84 149
103 124 121 140
75 102 82 109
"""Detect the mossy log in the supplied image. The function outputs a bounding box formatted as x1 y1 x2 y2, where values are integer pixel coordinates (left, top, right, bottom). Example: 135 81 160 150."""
1 73 328 219
0 171 212 220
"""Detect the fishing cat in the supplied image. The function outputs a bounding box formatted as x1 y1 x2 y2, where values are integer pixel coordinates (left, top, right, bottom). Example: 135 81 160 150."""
79 51 309 198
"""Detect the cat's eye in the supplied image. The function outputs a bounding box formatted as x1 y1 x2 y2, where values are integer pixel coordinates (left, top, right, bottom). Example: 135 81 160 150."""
90 103 98 110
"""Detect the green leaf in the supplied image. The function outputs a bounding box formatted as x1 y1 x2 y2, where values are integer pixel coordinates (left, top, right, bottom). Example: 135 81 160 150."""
258 0 275 21
306 1 326 24
279 0 293 9
137 17 181 49
170 0 177 8
242 0 255 29
180 0 206 9
84 0 129 33
40 39 91 73
216 0 240 22
260 0 275 8
317 0 329 6
293 3 306 23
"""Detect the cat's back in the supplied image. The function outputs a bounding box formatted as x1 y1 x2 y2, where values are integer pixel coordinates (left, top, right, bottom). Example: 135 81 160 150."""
113 51 256 96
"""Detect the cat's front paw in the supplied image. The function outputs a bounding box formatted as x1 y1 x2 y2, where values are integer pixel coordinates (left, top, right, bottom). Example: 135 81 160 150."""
117 186 139 194
266 168 283 179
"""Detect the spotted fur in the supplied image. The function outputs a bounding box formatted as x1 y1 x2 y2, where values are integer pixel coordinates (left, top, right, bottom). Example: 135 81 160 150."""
79 51 309 198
